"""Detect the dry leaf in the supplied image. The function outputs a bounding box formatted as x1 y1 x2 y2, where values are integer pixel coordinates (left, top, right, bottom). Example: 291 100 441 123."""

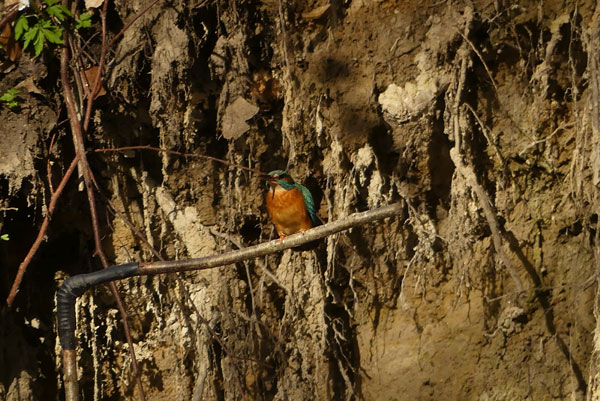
84 0 104 9
16 77 42 95
221 97 259 140
81 66 107 99
0 23 22 62
301 4 330 20
2 0 28 12
17 0 30 10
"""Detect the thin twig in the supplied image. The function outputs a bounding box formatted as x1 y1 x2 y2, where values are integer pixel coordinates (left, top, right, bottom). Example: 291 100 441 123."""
464 103 505 165
82 0 109 132
47 131 60 195
60 13 146 399
67 1 85 112
0 4 18 33
518 122 575 156
93 145 265 175
69 37 88 111
457 29 500 99
107 0 163 49
6 155 80 306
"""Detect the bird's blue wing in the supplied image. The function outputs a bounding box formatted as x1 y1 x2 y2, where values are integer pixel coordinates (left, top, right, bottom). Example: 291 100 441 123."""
296 184 319 225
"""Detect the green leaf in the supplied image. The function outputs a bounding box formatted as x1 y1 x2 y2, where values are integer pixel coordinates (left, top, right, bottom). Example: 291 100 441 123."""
33 31 45 56
75 12 92 29
41 26 63 44
0 234 9 241
23 26 39 50
13 0 74 56
6 89 21 97
61 6 74 18
1 89 21 108
47 4 73 21
14 15 29 40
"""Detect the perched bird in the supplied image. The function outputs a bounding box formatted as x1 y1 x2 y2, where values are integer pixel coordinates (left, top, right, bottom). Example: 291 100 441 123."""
260 170 318 242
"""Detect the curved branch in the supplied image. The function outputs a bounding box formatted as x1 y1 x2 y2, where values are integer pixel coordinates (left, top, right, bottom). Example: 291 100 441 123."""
57 203 402 400
140 203 403 274
6 155 80 306
58 202 402 344
60 16 146 400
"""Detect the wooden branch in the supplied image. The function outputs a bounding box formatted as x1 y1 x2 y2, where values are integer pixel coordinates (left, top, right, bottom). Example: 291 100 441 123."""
138 203 403 274
5 155 80 306
60 13 146 399
107 0 163 49
93 145 265 175
58 203 402 400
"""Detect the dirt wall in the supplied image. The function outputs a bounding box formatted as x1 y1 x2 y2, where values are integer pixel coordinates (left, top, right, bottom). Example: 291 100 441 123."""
1 0 600 400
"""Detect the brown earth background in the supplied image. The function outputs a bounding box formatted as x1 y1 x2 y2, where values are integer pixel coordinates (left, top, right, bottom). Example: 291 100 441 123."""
2 0 600 400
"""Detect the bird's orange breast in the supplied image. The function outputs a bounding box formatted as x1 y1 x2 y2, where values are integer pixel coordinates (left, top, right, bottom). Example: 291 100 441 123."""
265 187 313 237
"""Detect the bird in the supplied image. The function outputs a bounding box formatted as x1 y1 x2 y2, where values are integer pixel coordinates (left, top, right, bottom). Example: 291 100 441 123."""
260 170 319 242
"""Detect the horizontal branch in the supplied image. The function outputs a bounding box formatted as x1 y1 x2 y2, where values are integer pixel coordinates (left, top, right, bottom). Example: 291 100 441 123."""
57 202 402 350
139 202 403 274
92 145 264 175
58 202 401 400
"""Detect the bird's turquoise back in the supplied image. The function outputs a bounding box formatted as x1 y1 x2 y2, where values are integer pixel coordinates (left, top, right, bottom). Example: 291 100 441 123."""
296 183 318 225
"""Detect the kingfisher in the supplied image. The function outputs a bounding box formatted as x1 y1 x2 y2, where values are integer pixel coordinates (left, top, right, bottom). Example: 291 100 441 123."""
260 170 318 242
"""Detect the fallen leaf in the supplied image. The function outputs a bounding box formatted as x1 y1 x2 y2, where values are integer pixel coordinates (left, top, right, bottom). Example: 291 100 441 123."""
17 0 30 10
16 76 42 95
81 66 107 99
221 97 259 140
301 4 330 20
0 22 22 61
84 0 104 9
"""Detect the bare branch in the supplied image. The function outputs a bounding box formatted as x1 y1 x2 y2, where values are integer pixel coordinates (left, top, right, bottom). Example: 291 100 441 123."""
6 155 80 306
58 203 402 401
60 14 146 399
138 203 403 275
93 145 265 175
107 0 163 49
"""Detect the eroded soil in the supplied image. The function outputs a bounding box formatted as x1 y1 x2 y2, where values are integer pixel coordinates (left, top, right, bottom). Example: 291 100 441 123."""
1 1 599 400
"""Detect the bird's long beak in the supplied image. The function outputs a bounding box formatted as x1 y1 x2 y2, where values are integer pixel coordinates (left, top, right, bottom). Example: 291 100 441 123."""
258 174 277 199
259 174 277 185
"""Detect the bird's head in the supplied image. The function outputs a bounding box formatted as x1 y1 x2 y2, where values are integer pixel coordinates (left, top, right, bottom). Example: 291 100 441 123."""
259 170 295 195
